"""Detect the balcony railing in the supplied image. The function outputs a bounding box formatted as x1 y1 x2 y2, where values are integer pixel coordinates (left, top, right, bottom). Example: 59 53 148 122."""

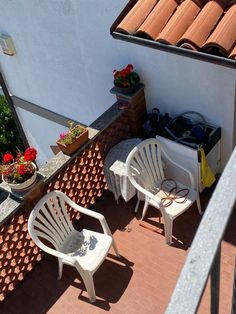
165 147 236 314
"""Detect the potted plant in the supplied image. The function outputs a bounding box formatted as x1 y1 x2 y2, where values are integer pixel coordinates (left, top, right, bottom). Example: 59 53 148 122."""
0 147 38 191
113 64 140 94
56 121 89 155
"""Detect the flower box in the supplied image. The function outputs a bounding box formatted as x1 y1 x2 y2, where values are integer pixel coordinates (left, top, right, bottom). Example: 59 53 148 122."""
56 127 89 156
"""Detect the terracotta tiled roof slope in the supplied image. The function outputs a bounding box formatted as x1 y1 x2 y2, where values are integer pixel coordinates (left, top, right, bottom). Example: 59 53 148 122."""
229 45 236 59
115 0 236 59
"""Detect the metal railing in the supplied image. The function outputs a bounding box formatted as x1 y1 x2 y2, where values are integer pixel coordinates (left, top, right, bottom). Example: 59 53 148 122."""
166 147 236 314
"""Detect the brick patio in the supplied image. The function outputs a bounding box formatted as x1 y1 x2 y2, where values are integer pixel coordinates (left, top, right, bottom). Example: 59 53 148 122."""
0 187 235 314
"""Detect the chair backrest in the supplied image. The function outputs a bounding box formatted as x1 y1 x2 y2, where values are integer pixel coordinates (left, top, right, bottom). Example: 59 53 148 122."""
126 138 165 193
28 191 74 252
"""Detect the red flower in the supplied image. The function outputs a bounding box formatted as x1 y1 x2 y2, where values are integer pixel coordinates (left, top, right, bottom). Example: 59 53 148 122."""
120 69 128 77
3 153 14 164
126 64 133 72
3 165 14 176
113 64 140 88
17 164 27 176
24 147 37 162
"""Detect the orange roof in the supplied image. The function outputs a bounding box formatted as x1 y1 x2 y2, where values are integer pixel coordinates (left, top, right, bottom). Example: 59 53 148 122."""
112 0 236 60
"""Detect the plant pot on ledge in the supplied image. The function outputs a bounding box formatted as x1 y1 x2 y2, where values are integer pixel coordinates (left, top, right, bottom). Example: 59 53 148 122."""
0 147 38 193
56 126 89 156
113 64 141 95
113 82 141 95
2 162 37 192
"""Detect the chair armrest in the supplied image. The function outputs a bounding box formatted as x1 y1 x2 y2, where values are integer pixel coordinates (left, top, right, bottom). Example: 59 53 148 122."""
161 149 195 189
70 202 104 221
63 194 112 235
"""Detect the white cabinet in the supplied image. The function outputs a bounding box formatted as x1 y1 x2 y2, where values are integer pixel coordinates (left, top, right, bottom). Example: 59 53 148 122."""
157 135 221 192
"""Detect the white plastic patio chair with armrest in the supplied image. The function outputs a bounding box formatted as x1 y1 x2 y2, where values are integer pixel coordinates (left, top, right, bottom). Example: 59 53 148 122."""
28 190 120 302
126 138 202 245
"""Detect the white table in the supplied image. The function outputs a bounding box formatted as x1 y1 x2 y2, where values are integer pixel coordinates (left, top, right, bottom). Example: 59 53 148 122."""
104 138 142 207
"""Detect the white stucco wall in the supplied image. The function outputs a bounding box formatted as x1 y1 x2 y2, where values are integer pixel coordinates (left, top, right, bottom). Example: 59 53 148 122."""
0 0 235 167
16 107 68 166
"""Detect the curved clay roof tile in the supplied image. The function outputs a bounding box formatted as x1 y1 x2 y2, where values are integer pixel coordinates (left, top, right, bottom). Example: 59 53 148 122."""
178 0 225 50
202 3 236 56
229 45 236 59
180 42 199 50
156 0 202 45
116 0 158 35
136 0 178 40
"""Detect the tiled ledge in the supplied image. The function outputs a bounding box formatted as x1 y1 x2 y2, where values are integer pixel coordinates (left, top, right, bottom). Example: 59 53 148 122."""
0 102 122 226
0 190 21 226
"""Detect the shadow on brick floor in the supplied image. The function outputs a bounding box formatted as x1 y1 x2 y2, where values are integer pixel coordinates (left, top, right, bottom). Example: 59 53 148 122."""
0 187 235 314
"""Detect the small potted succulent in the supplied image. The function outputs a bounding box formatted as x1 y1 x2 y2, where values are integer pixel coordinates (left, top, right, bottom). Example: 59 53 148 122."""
0 147 38 191
56 121 89 155
113 64 140 94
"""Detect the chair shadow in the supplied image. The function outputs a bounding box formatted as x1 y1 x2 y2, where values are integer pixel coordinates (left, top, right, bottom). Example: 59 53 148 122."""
0 253 133 314
75 191 140 235
83 190 204 251
74 254 133 309
136 203 202 250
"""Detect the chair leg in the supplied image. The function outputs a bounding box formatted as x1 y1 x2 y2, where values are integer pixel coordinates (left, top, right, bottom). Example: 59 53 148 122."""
112 240 120 258
141 201 149 220
196 194 202 215
134 199 140 214
58 258 63 280
82 272 96 303
164 219 173 245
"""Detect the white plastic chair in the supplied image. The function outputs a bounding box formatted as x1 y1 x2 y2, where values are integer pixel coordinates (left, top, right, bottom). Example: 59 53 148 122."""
28 190 120 302
126 138 202 245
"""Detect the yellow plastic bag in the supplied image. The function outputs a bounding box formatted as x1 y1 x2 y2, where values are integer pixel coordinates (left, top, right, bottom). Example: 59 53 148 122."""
199 147 216 188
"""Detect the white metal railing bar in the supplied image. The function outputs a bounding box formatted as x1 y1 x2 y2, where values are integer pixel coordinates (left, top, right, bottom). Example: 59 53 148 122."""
165 147 236 314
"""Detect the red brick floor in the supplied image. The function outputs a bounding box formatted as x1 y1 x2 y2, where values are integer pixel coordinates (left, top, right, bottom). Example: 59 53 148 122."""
0 188 235 314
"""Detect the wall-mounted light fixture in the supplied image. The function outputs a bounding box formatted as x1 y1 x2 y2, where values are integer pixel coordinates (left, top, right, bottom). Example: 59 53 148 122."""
0 34 16 56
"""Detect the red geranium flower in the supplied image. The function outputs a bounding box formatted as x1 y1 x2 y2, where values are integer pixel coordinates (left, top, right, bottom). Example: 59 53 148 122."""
126 64 133 72
113 64 140 88
24 147 37 162
3 165 14 176
17 164 27 176
3 153 14 164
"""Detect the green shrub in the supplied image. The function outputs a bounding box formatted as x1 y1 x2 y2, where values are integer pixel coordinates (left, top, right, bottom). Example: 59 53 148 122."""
0 95 24 158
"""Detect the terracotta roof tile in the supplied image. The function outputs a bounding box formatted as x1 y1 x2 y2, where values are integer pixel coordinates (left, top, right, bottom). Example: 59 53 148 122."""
116 0 158 34
229 44 236 59
114 0 236 59
156 0 203 45
136 0 178 40
178 0 224 50
202 3 236 56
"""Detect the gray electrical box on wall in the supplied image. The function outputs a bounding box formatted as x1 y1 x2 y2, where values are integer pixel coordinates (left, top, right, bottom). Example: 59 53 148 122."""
0 35 16 56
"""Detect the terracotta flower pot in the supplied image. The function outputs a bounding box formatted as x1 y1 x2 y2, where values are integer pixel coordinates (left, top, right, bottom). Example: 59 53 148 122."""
2 162 37 192
56 129 89 156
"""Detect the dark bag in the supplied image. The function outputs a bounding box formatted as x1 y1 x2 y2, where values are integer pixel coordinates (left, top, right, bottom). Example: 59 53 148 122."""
142 108 171 138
